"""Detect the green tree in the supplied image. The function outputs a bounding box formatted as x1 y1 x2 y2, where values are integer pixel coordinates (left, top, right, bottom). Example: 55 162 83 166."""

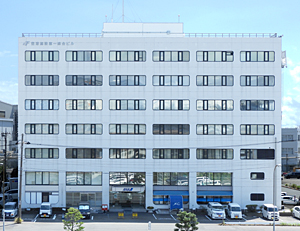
174 211 199 231
63 207 84 231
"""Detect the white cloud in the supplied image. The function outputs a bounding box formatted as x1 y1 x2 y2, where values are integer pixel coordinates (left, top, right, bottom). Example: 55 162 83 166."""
290 65 300 83
0 51 11 57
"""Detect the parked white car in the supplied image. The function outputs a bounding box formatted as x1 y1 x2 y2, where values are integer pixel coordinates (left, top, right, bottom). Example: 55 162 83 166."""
226 203 242 219
207 202 226 219
39 202 52 218
282 195 299 205
3 202 18 218
262 204 279 221
292 206 300 219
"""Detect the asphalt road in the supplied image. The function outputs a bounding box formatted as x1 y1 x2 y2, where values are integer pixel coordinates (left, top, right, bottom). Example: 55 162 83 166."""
1 222 300 231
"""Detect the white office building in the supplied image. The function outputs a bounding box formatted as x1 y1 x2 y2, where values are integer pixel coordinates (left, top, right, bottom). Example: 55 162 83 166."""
18 23 282 211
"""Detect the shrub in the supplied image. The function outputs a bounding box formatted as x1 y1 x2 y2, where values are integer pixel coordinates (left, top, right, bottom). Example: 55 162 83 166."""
297 185 300 190
292 184 297 189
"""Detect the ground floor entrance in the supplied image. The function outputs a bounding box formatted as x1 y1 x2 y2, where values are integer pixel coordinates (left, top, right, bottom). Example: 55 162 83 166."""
109 186 145 209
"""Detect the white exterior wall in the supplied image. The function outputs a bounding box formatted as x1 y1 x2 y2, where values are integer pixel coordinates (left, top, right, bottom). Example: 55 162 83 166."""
18 26 282 209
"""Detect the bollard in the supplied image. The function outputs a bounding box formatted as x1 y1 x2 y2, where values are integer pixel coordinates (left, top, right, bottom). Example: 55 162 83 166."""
148 221 151 230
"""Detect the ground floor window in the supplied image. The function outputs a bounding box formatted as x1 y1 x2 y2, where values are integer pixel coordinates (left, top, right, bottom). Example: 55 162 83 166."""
153 195 189 205
66 192 102 208
109 192 145 207
197 195 232 204
25 191 58 204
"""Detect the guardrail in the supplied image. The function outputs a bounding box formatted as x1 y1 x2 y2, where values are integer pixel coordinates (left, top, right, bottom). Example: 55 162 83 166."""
184 33 277 38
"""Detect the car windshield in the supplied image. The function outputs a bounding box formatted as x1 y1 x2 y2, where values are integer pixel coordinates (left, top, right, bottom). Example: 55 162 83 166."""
212 206 223 210
41 205 50 210
5 205 15 210
79 205 89 210
267 207 278 212
231 207 241 211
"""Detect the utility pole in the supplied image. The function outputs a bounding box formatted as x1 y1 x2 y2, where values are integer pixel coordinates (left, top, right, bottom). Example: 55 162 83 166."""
1 131 8 231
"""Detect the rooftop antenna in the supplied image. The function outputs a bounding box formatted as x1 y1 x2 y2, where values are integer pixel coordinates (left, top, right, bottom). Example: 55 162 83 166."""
178 14 180 22
111 4 113 22
122 0 124 23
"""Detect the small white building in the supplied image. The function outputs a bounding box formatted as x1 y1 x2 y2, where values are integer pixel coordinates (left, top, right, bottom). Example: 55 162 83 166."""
18 22 282 210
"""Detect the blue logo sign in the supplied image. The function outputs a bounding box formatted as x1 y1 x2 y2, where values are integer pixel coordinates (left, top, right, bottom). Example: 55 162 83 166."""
123 188 133 192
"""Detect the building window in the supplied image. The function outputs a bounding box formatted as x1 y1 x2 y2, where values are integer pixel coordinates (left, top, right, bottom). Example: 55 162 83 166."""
282 148 293 155
25 148 59 159
109 75 146 86
153 75 190 86
153 149 189 159
66 51 102 62
153 100 189 110
240 75 275 86
250 193 265 201
196 51 233 62
152 51 190 62
240 51 275 62
250 172 265 180
153 172 189 185
196 75 233 86
109 149 146 159
109 172 145 185
66 172 102 185
196 149 233 159
25 99 59 110
109 51 146 62
240 149 275 159
240 124 275 135
25 172 58 185
66 99 102 110
0 111 5 118
196 124 233 135
109 100 146 110
196 100 233 111
240 100 275 111
25 51 59 62
66 148 102 159
25 75 59 86
196 172 232 186
25 124 59 134
66 124 102 135
153 124 190 135
282 135 294 141
109 124 146 135
66 75 102 86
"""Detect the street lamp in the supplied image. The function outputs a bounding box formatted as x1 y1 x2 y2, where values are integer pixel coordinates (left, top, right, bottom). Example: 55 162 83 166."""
273 164 281 231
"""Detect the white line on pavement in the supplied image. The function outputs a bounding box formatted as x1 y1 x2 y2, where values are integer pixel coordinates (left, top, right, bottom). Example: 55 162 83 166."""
152 214 157 220
52 214 56 220
32 214 39 222
205 215 212 221
91 216 94 220
170 214 177 221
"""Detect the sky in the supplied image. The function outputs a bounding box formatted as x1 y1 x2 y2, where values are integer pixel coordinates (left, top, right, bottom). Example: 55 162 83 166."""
0 0 299 127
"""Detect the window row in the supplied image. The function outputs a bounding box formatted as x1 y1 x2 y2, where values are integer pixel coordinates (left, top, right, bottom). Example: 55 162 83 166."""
153 172 189 185
25 99 59 110
196 124 234 135
196 172 232 186
109 100 146 110
65 51 102 62
240 124 275 135
26 172 59 185
25 50 275 62
109 172 145 185
24 124 276 135
196 100 233 111
24 74 276 87
24 99 276 111
24 148 274 160
25 51 59 61
66 75 103 86
66 172 102 185
153 100 189 110
65 124 102 134
240 100 275 111
65 100 102 110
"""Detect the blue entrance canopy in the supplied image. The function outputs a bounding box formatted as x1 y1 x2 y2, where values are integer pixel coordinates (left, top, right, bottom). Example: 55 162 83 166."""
169 195 183 210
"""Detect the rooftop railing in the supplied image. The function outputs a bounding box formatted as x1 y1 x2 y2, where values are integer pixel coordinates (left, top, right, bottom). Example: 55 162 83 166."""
22 32 278 38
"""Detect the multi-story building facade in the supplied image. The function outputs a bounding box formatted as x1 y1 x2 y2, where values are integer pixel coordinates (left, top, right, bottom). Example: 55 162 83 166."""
282 128 300 172
18 23 282 210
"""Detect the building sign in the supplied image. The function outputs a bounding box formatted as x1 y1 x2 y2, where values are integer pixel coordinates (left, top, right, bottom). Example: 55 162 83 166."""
111 186 145 193
23 41 74 46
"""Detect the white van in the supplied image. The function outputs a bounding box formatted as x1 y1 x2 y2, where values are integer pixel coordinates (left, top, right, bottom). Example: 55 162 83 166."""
39 202 52 218
262 204 279 220
3 202 18 218
226 203 242 219
207 202 226 219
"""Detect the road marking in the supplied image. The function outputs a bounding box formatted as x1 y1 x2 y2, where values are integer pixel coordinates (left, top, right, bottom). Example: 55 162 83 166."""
32 214 39 222
170 214 177 221
152 214 157 220
52 214 56 220
205 215 212 221
91 216 93 220
242 217 247 221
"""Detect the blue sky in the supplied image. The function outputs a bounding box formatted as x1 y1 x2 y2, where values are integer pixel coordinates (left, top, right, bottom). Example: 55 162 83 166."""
0 0 299 127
